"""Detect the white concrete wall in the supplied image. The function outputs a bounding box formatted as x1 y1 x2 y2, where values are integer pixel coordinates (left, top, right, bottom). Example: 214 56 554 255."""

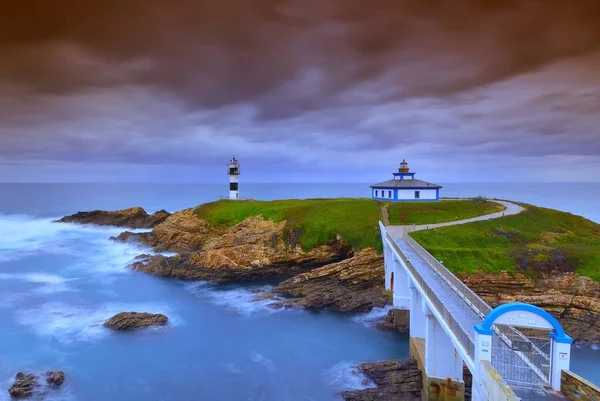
396 189 437 200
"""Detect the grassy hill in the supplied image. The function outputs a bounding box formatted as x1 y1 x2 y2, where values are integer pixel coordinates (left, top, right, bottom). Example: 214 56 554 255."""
195 198 505 252
410 204 600 281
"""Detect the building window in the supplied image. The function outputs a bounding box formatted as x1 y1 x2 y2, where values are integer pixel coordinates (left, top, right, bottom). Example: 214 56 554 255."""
230 182 239 191
375 190 379 197
388 190 392 198
415 191 420 199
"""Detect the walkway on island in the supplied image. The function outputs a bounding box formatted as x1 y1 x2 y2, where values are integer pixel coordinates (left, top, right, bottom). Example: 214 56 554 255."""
389 199 525 233
384 200 567 400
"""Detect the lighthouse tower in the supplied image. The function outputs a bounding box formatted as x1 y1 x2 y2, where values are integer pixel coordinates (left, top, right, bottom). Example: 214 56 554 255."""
227 156 240 200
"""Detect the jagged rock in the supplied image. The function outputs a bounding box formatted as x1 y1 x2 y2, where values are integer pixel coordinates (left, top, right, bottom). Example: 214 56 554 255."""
45 371 65 386
340 359 422 401
9 372 38 398
460 272 600 343
273 249 391 313
103 312 168 330
56 207 170 228
7 371 66 399
127 212 353 283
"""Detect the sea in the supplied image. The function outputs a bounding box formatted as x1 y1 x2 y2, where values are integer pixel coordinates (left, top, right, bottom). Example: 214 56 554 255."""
0 182 598 400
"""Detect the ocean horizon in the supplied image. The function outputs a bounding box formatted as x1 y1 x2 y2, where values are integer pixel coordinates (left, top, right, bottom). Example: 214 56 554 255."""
1 182 598 223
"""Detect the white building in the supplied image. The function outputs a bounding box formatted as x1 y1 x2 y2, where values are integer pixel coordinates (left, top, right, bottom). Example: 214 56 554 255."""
370 160 441 201
227 156 240 200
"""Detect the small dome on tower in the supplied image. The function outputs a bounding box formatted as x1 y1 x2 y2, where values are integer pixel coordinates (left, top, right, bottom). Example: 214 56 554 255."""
399 159 409 173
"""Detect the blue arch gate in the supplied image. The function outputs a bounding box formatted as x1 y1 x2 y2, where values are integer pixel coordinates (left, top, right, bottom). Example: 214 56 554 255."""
475 302 572 391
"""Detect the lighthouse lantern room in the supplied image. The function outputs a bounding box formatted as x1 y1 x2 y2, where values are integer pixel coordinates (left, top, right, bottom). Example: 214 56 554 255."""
370 159 442 201
228 156 240 200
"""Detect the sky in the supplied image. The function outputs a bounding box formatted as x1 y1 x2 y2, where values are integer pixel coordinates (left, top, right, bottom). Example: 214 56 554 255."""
1 0 599 183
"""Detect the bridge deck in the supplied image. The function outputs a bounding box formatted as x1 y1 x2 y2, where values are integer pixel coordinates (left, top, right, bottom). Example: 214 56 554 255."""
388 228 482 342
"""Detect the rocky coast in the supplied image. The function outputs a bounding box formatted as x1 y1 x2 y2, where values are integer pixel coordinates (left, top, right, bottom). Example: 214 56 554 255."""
57 203 600 343
54 200 600 399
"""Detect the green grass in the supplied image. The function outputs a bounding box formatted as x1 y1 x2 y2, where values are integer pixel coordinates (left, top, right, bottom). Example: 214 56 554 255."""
195 198 508 253
196 198 382 251
387 200 505 225
410 204 600 281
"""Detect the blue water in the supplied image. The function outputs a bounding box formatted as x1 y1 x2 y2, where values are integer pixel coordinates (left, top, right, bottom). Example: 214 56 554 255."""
0 183 599 400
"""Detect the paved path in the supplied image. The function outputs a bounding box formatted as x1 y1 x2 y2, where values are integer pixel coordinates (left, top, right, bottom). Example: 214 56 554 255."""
397 200 525 232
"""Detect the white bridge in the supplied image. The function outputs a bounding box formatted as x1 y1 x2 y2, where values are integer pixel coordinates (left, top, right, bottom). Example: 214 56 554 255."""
379 201 575 401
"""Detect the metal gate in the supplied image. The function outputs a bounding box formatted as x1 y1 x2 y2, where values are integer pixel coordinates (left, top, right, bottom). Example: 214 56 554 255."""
491 325 553 387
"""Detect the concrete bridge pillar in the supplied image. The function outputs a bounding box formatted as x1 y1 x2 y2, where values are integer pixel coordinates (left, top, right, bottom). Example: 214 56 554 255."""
409 284 425 339
392 257 411 309
420 302 465 401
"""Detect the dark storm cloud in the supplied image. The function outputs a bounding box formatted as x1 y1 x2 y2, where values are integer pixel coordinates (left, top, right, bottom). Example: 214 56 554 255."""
2 0 600 114
1 0 600 182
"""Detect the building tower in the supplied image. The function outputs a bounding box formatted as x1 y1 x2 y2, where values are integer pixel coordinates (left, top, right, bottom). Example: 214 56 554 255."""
227 156 240 200
399 159 410 173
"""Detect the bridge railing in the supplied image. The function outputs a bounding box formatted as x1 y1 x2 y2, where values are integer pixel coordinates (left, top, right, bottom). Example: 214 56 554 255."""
399 226 551 386
400 230 492 318
385 231 476 361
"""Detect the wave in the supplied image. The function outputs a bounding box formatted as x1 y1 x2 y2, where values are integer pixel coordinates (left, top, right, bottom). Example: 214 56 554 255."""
14 301 181 343
223 362 243 374
323 361 376 392
351 305 392 327
0 214 155 279
184 283 285 317
0 273 78 295
0 214 143 259
249 351 277 372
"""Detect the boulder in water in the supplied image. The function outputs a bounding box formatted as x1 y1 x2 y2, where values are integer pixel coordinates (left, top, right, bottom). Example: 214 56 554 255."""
104 312 168 330
45 371 65 386
8 372 38 398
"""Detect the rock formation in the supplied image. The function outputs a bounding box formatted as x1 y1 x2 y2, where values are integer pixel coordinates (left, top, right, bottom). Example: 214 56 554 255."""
127 211 354 283
9 373 38 398
57 203 600 344
340 359 422 401
273 248 390 313
460 272 600 343
45 371 65 386
8 371 65 399
104 312 168 330
56 207 170 228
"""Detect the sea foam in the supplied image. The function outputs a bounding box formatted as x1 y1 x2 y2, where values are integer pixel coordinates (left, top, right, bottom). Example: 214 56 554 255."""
352 305 392 327
184 283 285 317
323 361 376 391
0 273 78 294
